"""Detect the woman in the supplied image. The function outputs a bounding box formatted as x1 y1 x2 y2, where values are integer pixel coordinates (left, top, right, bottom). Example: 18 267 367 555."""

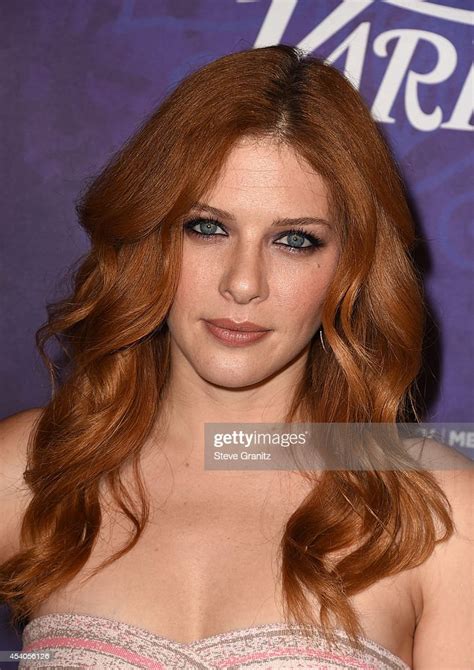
0 44 472 669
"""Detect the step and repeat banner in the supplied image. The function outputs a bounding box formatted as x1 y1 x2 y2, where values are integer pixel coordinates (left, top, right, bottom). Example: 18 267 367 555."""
1 0 472 659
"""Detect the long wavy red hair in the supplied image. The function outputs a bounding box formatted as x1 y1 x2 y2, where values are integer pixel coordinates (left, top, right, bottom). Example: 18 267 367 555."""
0 44 453 648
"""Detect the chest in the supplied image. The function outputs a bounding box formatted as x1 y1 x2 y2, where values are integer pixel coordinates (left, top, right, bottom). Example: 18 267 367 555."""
32 470 419 667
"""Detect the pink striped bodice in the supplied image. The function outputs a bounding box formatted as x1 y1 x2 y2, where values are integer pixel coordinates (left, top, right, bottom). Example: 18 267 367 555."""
19 612 411 669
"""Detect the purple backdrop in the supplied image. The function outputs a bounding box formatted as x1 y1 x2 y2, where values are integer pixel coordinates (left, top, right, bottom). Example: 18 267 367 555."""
1 0 473 658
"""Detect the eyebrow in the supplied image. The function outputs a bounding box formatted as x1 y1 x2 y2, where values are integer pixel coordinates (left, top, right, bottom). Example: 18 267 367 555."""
189 202 332 229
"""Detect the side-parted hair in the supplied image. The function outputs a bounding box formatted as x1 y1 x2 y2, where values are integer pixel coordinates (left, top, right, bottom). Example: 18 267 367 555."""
0 45 452 647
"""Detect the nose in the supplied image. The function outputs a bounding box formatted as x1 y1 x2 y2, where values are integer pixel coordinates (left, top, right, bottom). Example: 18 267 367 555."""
219 242 269 304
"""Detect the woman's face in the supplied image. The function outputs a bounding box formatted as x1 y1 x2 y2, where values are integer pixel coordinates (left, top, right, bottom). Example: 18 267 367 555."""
166 136 340 388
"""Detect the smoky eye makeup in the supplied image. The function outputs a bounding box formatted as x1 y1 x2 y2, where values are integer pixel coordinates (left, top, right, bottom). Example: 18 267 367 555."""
182 216 327 255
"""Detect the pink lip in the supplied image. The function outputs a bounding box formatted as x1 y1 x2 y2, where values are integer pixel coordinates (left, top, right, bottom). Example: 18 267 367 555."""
203 321 271 347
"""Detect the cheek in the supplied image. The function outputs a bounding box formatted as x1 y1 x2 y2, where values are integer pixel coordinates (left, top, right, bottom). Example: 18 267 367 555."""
172 250 214 308
273 265 332 328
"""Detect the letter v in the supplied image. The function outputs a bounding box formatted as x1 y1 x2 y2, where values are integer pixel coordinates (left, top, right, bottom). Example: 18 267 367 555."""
254 0 374 52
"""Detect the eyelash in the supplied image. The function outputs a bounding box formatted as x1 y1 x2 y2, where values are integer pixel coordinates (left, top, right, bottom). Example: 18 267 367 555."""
183 217 325 255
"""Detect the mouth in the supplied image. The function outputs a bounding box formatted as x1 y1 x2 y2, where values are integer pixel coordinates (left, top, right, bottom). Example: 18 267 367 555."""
203 318 271 333
202 319 272 347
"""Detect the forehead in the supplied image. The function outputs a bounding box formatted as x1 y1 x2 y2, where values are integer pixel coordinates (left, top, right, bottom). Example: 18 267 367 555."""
204 137 328 214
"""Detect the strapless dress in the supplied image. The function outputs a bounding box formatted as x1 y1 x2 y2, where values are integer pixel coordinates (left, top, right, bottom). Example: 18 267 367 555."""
19 612 411 669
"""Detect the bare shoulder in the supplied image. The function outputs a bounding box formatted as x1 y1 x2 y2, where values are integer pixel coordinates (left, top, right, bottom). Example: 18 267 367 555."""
0 407 44 484
406 437 473 669
0 407 44 562
402 434 473 471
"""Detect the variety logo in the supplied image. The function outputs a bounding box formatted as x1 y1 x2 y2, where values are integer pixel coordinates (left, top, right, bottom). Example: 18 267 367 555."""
240 0 473 132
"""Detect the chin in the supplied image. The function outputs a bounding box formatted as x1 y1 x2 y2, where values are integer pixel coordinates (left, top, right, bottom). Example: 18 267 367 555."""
196 364 274 389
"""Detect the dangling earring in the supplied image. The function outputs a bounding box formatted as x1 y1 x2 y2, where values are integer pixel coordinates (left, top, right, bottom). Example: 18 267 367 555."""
319 327 327 353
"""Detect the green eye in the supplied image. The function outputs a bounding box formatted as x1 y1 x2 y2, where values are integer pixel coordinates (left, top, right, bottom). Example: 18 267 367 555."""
278 231 313 249
274 228 325 253
185 218 226 235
